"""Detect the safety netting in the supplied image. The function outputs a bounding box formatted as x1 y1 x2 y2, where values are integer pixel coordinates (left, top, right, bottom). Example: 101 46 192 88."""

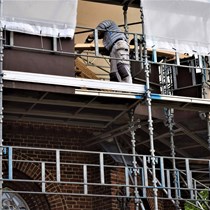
1 0 78 38
141 0 210 55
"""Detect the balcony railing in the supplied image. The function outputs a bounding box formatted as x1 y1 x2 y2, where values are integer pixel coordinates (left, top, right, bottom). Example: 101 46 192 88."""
1 145 209 207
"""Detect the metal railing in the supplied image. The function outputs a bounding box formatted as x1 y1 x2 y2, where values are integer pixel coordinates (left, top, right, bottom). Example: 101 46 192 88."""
2 146 209 205
3 28 210 94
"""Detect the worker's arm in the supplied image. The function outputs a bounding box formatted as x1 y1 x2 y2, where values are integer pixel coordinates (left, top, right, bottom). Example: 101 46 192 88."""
86 20 112 43
86 30 104 43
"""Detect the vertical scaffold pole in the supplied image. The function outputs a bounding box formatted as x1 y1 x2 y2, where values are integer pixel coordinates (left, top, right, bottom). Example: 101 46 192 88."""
123 2 129 40
129 109 140 210
165 108 181 210
0 0 3 208
207 113 210 150
140 1 158 209
115 138 146 210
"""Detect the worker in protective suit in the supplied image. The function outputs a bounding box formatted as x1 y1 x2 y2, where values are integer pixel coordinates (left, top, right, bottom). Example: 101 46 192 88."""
86 20 132 83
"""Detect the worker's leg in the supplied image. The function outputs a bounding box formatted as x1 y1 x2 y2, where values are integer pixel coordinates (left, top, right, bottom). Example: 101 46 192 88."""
113 40 132 83
110 46 121 82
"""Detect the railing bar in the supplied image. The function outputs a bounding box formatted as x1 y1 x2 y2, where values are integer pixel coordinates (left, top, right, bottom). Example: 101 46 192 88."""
134 33 139 61
9 31 14 46
83 164 88 195
166 170 171 198
94 29 99 56
42 162 46 193
4 189 193 199
194 180 197 201
140 167 146 197
4 146 210 162
56 150 60 182
125 167 130 197
172 66 178 90
143 156 148 187
100 153 105 184
176 170 181 198
53 37 57 52
185 159 194 199
160 157 165 188
3 159 128 169
8 147 13 180
152 47 157 63
2 178 145 188
175 51 180 66
3 146 148 157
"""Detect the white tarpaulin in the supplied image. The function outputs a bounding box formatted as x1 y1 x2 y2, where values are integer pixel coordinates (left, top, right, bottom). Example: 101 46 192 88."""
1 0 78 38
141 0 210 55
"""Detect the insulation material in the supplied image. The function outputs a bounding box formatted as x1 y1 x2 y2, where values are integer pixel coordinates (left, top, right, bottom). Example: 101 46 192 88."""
141 0 210 55
1 0 78 38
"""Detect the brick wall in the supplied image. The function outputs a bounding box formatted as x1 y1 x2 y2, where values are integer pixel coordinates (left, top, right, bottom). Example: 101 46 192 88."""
3 120 102 210
2 120 176 210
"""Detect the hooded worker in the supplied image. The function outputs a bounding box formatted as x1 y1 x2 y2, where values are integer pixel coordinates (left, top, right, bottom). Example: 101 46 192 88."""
86 20 132 83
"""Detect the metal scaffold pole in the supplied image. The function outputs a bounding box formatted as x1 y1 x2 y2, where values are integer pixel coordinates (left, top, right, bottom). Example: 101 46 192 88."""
129 109 140 210
139 1 158 209
123 2 128 34
165 108 181 210
207 113 210 149
162 45 181 209
0 0 3 208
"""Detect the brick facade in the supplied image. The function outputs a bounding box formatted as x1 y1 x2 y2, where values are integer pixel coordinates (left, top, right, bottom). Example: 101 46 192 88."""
2 120 172 210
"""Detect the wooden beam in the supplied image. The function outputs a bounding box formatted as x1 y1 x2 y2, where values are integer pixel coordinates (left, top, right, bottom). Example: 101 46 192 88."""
75 43 189 59
75 57 99 79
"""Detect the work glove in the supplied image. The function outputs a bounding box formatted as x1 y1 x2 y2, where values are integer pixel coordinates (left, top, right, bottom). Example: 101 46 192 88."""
85 35 94 43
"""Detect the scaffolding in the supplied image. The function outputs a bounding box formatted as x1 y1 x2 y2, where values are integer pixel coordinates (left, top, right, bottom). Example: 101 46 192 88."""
0 0 210 210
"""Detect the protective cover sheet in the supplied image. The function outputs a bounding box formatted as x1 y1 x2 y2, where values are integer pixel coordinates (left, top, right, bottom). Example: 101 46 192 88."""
141 0 210 55
1 0 78 38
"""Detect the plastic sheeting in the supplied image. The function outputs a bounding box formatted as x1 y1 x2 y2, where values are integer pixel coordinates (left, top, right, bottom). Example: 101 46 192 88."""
141 0 210 55
1 0 78 38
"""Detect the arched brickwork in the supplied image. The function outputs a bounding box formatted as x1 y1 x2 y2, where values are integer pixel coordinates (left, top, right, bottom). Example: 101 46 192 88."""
3 153 68 210
3 120 99 210
4 169 50 210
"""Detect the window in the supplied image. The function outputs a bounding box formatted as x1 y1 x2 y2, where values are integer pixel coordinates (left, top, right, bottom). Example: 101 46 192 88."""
2 188 30 210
